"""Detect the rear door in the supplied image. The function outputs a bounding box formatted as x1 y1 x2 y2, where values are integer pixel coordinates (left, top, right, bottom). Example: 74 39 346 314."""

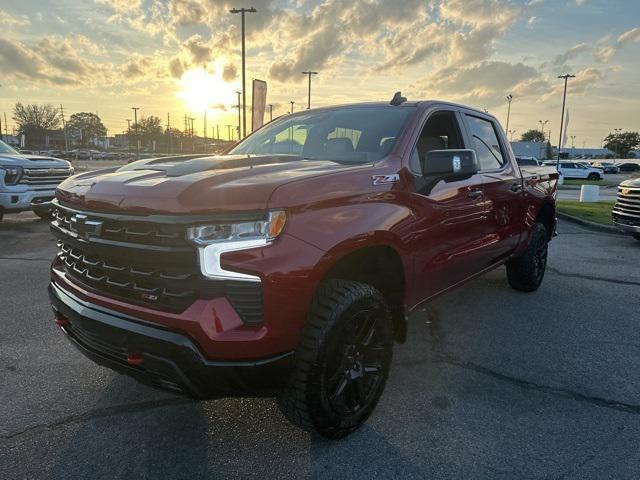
462 112 524 266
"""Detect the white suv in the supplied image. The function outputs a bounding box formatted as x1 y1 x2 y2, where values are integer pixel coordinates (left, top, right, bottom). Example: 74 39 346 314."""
545 161 604 180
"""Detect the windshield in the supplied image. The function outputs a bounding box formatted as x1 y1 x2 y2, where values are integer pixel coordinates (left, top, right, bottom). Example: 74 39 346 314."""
230 106 414 164
0 140 18 155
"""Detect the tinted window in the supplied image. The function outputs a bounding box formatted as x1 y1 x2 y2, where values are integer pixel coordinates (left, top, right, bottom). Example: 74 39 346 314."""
411 111 464 174
465 115 505 170
231 106 413 164
517 158 538 166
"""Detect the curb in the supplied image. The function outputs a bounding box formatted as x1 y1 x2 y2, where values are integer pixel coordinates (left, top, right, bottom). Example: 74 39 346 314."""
557 212 623 235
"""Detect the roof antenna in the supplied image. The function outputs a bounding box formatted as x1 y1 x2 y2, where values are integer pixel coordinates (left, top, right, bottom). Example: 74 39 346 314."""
390 91 407 106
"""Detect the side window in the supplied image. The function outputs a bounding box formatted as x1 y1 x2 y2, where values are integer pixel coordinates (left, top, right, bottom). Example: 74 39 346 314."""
412 111 464 175
327 127 362 149
465 115 505 170
272 125 308 154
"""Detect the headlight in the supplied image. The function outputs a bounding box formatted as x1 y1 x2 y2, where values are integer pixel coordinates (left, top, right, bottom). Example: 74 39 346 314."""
0 165 22 185
186 210 287 245
188 210 287 282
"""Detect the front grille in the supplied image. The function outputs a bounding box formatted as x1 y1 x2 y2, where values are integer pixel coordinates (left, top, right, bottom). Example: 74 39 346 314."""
51 203 264 324
53 207 186 247
20 167 73 186
613 185 640 221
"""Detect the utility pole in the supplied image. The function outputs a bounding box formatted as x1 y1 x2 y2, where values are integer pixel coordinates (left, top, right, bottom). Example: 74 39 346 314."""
290 101 295 113
268 104 273 121
236 91 242 142
508 129 516 141
301 71 318 109
59 105 69 152
167 112 173 154
131 107 140 160
190 117 195 152
504 94 513 134
126 119 132 155
230 6 257 138
203 110 207 147
3 113 8 143
227 124 233 141
556 74 575 166
570 135 576 159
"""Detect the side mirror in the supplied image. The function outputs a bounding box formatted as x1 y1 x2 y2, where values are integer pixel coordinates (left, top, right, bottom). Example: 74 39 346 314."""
423 149 478 178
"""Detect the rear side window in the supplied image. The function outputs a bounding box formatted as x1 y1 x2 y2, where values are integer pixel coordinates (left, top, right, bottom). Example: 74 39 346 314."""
465 115 505 170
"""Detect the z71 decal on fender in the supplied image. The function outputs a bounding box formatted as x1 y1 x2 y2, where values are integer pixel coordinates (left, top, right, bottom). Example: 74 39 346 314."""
372 174 400 185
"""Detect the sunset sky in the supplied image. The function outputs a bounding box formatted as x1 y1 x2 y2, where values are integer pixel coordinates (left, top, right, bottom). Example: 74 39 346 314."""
0 0 638 145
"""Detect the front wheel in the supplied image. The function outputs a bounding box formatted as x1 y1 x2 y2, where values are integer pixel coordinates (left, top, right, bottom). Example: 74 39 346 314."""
588 173 601 181
33 208 53 220
506 222 549 292
278 279 394 439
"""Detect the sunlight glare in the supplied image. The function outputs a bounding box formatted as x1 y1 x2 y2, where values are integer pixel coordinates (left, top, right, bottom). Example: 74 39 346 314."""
177 66 237 114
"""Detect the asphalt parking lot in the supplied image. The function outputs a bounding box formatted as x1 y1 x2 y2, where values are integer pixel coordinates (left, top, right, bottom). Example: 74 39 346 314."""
1 215 639 479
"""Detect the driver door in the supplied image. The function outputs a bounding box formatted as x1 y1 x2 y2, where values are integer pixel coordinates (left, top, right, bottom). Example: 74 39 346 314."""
408 109 487 304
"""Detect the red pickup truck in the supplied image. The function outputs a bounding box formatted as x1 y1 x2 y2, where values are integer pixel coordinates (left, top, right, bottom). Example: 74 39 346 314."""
49 96 558 438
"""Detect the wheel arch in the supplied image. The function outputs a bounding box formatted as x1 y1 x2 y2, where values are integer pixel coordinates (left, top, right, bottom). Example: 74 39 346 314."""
536 200 556 240
316 241 409 343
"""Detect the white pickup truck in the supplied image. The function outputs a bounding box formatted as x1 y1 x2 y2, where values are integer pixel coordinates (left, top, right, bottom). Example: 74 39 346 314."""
0 140 74 222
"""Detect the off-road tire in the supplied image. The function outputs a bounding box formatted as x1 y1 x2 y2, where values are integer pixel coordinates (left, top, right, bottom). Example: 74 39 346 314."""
278 279 394 439
506 222 548 292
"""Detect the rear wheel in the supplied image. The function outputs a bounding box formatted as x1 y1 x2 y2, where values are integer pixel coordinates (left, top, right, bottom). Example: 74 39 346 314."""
278 279 394 439
588 173 600 181
506 223 548 292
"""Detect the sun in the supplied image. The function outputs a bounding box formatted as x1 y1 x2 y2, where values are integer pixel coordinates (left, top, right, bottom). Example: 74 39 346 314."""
177 65 237 114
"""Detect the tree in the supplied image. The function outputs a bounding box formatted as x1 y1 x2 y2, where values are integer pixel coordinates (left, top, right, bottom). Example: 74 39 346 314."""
12 103 61 147
520 129 546 143
66 112 107 147
603 131 640 158
137 116 163 148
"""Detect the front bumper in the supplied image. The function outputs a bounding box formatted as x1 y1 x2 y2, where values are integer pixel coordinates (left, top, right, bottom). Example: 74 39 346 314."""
49 281 293 398
0 188 56 212
613 220 640 234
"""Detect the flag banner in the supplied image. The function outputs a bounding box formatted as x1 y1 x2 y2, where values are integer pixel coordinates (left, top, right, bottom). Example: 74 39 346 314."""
252 79 268 132
562 110 570 148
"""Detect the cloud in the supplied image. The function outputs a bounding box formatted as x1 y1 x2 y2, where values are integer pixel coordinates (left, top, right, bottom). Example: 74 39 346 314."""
595 27 640 62
222 63 237 82
0 10 30 27
551 42 590 66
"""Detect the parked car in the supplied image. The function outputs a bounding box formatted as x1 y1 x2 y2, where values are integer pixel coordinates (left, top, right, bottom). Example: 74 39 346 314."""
591 162 620 174
516 156 540 167
613 179 640 241
0 140 74 222
554 161 603 180
618 163 640 173
48 97 559 438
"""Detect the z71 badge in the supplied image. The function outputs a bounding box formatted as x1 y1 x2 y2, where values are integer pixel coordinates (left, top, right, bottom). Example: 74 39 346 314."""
372 174 400 185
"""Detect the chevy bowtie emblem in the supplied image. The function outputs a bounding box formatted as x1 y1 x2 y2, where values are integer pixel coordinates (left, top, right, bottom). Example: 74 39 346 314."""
621 188 630 195
69 214 103 239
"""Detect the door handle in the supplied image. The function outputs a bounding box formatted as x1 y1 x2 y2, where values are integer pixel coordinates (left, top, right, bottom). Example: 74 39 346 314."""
510 183 523 193
467 190 483 199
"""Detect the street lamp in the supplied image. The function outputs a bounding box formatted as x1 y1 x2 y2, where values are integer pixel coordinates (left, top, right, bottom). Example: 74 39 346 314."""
538 120 549 141
229 7 256 138
505 94 513 134
508 129 517 141
301 71 318 109
556 74 575 165
131 107 140 161
290 101 295 114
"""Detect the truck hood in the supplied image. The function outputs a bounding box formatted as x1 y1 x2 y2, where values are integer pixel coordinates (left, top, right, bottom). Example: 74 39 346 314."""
56 154 358 214
0 153 71 169
620 178 640 188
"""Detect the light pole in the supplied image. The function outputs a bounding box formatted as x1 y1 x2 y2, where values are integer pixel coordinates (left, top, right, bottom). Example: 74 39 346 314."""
236 91 242 142
131 107 140 160
505 94 513 134
538 120 549 141
230 7 256 139
570 135 576 158
290 101 295 114
508 129 517 141
301 71 318 109
227 124 233 141
613 127 622 158
268 104 273 121
556 74 575 166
